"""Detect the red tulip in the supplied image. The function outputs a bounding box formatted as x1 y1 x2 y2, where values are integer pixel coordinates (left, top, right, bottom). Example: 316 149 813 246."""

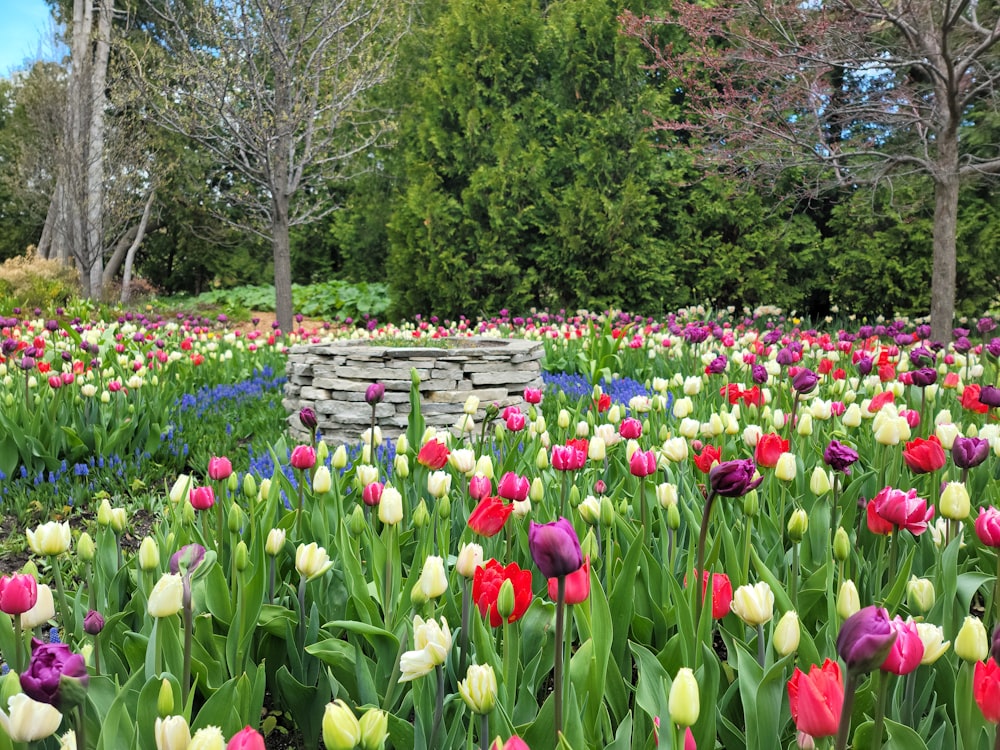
0 573 38 616
754 433 789 469
227 726 266 750
960 384 990 414
417 439 450 470
684 570 732 619
692 445 722 473
787 659 844 738
880 616 924 675
872 486 934 536
902 435 946 474
548 556 591 604
208 456 233 480
866 499 894 536
468 496 514 537
975 506 1000 547
596 393 611 412
974 659 1000 723
189 486 216 511
473 559 533 627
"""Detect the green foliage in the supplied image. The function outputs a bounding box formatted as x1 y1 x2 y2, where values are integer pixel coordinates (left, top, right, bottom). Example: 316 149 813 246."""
0 251 80 308
189 280 392 321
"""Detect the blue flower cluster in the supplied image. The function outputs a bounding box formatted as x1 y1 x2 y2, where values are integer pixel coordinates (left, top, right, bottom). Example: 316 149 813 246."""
541 372 664 415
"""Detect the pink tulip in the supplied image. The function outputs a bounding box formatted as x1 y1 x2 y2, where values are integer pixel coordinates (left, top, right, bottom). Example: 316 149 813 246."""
0 573 38 616
208 456 233 480
227 726 266 750
290 445 317 471
975 507 1000 547
469 475 492 501
629 449 657 478
497 472 530 502
189 486 215 510
881 616 924 675
872 486 934 535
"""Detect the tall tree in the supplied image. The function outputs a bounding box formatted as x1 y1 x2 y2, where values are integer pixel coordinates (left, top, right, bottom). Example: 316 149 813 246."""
621 1 1000 341
139 0 406 332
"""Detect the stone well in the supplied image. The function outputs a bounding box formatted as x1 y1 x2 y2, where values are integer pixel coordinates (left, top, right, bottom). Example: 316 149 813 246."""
283 337 544 446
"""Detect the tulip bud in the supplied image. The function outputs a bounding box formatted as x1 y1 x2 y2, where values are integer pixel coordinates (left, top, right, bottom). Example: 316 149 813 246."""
234 541 249 572
497 579 516 621
242 473 257 500
787 508 808 543
459 663 498 715
97 498 113 526
358 709 389 750
138 536 160 571
599 495 615 527
348 506 367 538
955 616 988 662
568 485 581 508
155 715 191 750
157 678 174 718
412 500 430 529
837 580 861 620
809 467 832 495
394 454 410 478
437 493 451 519
907 576 935 614
259 478 272 502
332 445 348 470
535 446 549 470
456 543 484 579
731 581 775 626
182 502 196 526
379 485 404 526
313 466 333 494
775 452 797 482
419 555 448 599
530 477 545 503
227 472 239 494
668 667 700 727
773 610 800 656
77 532 95 562
169 474 192 504
322 699 361 750
656 482 678 509
833 528 850 562
266 528 286 557
228 502 241 534
939 481 970 520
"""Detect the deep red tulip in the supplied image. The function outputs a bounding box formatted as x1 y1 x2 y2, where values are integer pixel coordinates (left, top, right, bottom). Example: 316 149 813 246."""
684 570 732 619
754 433 789 469
468 496 514 537
692 445 722 473
548 556 590 604
473 559 533 627
974 659 1000 723
417 439 450 470
787 659 843 738
960 384 990 414
902 435 946 474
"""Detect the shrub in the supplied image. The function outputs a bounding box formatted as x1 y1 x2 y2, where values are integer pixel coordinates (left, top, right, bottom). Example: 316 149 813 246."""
0 249 79 307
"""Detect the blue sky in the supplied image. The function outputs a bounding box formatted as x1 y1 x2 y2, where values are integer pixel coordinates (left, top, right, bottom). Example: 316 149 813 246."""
0 0 59 76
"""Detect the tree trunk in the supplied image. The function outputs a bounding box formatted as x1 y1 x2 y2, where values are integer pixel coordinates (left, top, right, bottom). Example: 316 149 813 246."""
119 190 157 304
272 192 294 334
930 153 959 344
85 0 113 300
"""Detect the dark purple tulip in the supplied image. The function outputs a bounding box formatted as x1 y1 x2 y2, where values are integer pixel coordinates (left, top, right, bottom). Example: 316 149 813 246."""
988 338 1000 359
83 610 105 635
859 325 874 338
365 382 386 405
708 459 763 498
824 440 859 474
992 623 1000 666
751 364 768 384
909 347 935 367
980 385 1000 409
298 407 318 430
706 355 727 375
953 336 972 354
856 355 874 376
528 518 583 579
776 348 795 366
836 605 897 675
952 436 990 470
910 368 937 388
791 368 819 395
979 317 997 335
20 638 89 708
915 324 931 339
763 329 783 346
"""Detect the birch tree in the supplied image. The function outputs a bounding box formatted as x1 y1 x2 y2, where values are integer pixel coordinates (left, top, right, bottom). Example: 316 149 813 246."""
139 0 406 332
622 1 1000 342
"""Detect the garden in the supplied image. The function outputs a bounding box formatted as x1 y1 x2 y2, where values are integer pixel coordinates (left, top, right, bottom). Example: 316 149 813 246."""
1 301 1000 750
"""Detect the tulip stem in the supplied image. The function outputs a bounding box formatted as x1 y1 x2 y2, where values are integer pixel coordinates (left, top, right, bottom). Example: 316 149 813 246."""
756 622 766 668
554 576 566 746
75 704 87 750
268 556 276 606
835 671 860 750
694 491 718 627
790 542 799 609
459 579 471 679
295 472 305 539
430 664 445 749
871 671 890 750
51 555 74 639
12 613 22 675
384 525 395 629
902 669 916 728
741 515 753 588
182 582 193 707
884 531 899 601
297 574 307 654
480 713 490 750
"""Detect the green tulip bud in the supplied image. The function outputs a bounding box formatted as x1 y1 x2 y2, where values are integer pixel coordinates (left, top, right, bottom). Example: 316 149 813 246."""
600 495 615 527
833 527 851 562
667 503 681 531
228 502 242 534
157 678 174 718
743 489 759 518
530 477 545 502
358 709 389 750
787 508 808 543
410 581 428 607
568 485 581 508
437 494 451 519
332 445 348 470
242 473 257 500
322 699 361 750
497 579 516 621
182 502 196 526
348 506 367 538
907 576 935 614
412 499 430 529
668 668 700 727
581 529 600 561
227 472 239 493
317 441 329 464
77 532 95 562
234 541 249 572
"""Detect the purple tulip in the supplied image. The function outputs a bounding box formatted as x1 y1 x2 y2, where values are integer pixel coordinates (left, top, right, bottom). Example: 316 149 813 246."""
751 364 768 384
992 623 1000 666
836 605 897 675
20 638 89 708
528 518 583 579
979 385 1000 408
169 544 207 576
83 610 105 635
952 436 990 470
791 368 819 395
856 355 874 376
988 338 1000 359
708 459 763 498
706 355 727 374
910 368 937 388
978 317 997 335
953 336 972 354
823 440 859 474
365 382 386 405
776 348 796 366
298 407 318 430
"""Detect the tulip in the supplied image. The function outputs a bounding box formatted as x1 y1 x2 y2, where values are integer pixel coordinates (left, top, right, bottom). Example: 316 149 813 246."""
378 485 403 525
26 521 71 557
906 577 935 614
881 616 924 675
629 448 657 477
154 715 191 750
322 699 361 750
358 709 389 750
994 623 1000 665
312 466 332 494
207 456 232 481
83 610 104 636
298 407 318 430
955 616 989 662
548 556 591 605
787 659 843 739
139 536 160 571
823 440 859 473
289 444 316 471
427 470 452 499
295 543 334 581
0 573 38 615
418 555 448 600
417 439 450 470
656 482 679 509
362 481 384 507
836 606 897 675
458 664 498 715
661 437 689 462
21 583 55 629
974 660 1000 723
952 435 990 469
365 382 385 405
497 472 530 502
456 543 484 579
491 737 532 750
473 560 533 627
731 581 774 626
190 726 225 750
915 623 950 665
939 481 970 520
775 452 797 482
0 693 63 742
528 518 583 579
809 467 832 495
902 435 947 474
148 573 184 618
265 528 286 557
872 486 934 535
20 638 89 709
189 486 215 511
399 616 452 681
226 726 266 750
755 432 789 468
708 459 762 497
774 610 801 656
668 668 700 727
975 506 1000 547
